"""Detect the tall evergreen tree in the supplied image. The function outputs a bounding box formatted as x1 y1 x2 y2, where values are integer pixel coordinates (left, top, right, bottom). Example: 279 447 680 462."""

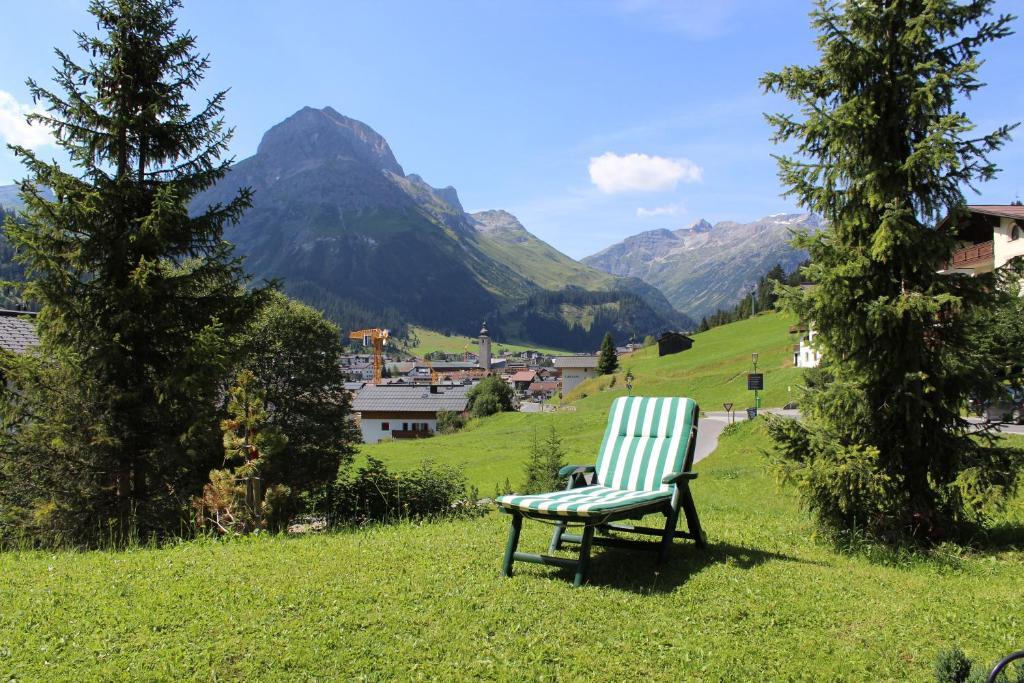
0 0 266 544
762 1 1020 542
597 332 618 375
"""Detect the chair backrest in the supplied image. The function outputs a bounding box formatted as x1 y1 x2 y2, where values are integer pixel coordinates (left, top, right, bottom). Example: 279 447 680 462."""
594 396 699 492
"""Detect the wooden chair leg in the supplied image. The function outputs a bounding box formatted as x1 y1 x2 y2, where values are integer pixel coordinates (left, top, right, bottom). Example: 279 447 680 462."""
680 487 705 548
548 521 566 552
659 506 680 563
502 512 523 577
573 525 595 587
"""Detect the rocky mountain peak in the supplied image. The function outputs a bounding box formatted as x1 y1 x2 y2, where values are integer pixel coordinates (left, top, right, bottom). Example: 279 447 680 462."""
471 209 526 234
684 218 713 233
255 106 404 176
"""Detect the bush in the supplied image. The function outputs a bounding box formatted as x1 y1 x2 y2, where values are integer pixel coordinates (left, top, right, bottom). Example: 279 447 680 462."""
436 410 467 434
329 457 480 525
467 375 514 418
934 646 1024 683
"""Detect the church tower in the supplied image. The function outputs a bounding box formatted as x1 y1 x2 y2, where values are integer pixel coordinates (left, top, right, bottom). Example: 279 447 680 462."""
479 322 492 372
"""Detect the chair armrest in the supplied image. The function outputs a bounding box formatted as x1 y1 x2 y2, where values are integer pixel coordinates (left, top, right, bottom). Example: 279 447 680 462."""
661 471 698 485
559 464 595 479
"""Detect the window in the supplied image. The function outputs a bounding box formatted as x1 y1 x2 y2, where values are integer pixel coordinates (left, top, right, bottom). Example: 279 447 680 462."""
381 422 389 431
1012 222 1022 241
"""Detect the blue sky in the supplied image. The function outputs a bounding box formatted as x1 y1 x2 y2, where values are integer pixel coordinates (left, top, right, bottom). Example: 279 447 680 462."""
1 0 1022 259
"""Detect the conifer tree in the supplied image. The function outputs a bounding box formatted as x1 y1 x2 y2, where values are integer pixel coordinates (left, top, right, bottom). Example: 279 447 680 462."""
597 332 618 375
521 426 566 494
0 0 266 544
762 1 1021 542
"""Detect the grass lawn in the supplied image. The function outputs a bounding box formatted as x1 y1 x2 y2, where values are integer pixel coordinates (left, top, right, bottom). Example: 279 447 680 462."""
406 325 569 358
2 419 1022 680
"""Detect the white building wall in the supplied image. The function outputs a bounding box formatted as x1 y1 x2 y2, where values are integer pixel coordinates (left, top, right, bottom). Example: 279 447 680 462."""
561 368 598 395
994 216 1024 269
795 328 822 368
359 417 437 444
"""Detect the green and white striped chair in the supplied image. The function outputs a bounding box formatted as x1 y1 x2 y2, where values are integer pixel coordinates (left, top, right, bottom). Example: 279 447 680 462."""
497 396 706 587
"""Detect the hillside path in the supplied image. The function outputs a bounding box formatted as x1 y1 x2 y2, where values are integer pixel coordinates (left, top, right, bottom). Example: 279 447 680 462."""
695 408 800 464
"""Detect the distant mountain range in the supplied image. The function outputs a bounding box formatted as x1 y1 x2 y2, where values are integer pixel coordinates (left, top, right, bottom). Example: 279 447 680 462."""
0 107 818 348
582 214 822 319
189 106 693 350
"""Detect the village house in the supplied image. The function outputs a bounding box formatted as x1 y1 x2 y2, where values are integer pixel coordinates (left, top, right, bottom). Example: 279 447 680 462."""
508 370 536 395
553 355 600 395
527 381 559 401
937 204 1024 276
791 324 822 368
351 383 472 444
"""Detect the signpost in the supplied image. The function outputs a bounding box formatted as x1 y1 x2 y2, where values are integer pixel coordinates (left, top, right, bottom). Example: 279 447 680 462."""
748 352 761 417
723 402 734 424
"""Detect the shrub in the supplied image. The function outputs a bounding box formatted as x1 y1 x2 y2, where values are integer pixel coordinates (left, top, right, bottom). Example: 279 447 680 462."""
436 410 467 434
467 375 514 418
934 646 1024 683
329 457 480 525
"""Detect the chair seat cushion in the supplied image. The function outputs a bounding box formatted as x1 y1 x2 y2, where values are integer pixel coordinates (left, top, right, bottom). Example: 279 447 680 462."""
497 485 671 519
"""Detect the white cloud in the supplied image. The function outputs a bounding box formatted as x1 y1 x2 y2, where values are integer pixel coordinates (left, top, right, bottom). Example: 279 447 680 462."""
636 202 685 218
589 152 702 194
0 91 55 149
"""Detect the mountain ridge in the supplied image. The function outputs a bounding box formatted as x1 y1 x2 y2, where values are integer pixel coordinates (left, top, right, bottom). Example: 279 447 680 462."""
190 106 692 349
583 213 822 318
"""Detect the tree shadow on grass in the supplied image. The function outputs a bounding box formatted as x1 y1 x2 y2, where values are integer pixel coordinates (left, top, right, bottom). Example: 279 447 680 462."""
535 539 821 594
963 521 1024 553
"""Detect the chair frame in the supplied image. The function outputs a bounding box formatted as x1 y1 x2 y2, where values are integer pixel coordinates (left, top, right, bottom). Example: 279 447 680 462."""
499 407 705 587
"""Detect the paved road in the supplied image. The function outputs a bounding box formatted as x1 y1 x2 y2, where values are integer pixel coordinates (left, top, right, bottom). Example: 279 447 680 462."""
693 409 1024 465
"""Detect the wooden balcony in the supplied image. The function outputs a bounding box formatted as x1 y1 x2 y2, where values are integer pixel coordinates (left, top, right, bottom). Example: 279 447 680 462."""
391 429 434 439
941 240 994 271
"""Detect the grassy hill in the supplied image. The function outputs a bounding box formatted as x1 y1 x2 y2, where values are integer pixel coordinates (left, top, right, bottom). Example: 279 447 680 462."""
2 312 1022 680
368 312 803 492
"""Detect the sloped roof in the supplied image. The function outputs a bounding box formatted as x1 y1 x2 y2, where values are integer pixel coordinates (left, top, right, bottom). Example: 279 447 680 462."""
552 355 599 369
352 383 471 413
0 310 38 354
658 330 694 342
967 205 1024 221
509 370 536 383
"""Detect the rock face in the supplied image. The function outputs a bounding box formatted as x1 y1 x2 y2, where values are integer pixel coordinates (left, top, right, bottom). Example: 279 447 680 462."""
583 214 823 319
191 106 689 349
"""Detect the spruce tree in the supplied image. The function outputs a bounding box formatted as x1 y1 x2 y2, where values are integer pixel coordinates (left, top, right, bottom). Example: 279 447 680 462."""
521 426 565 494
762 1 1020 542
597 332 618 375
0 0 266 544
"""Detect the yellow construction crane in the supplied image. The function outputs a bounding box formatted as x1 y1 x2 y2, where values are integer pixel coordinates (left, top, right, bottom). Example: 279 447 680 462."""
349 328 390 384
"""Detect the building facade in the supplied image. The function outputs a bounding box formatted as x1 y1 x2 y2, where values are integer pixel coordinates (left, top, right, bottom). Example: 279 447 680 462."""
351 383 471 444
553 355 600 395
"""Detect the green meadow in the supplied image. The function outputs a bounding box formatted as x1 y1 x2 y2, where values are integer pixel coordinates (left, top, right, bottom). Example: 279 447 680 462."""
2 312 1021 681
405 325 569 358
